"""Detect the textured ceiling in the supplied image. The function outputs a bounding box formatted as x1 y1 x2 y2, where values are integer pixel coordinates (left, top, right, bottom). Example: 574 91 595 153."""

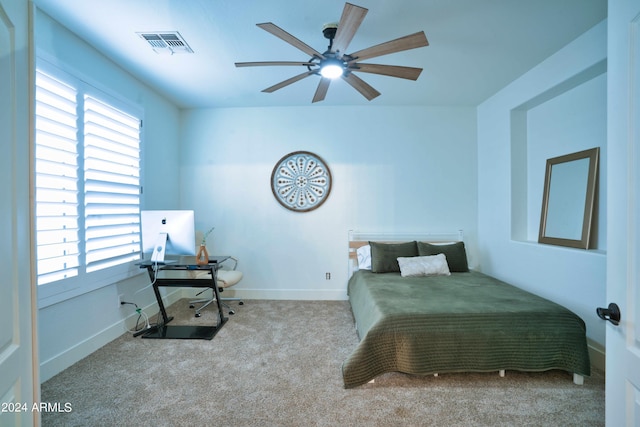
33 0 607 109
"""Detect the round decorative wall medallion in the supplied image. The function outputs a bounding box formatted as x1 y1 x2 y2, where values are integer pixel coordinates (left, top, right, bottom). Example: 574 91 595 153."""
271 151 332 212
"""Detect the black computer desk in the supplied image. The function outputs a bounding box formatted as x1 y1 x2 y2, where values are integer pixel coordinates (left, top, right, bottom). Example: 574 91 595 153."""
136 256 229 340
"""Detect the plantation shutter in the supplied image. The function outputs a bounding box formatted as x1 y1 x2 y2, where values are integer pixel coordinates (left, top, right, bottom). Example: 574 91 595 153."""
35 70 80 285
83 95 141 273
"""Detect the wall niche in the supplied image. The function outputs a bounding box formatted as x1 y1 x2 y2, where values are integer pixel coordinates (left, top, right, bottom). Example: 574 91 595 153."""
510 60 606 251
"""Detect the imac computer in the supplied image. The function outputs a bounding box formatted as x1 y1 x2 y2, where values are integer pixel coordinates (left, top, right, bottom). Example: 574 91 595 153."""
141 210 196 263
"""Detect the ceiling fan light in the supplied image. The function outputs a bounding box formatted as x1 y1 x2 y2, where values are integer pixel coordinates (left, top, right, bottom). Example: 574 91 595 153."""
320 62 344 79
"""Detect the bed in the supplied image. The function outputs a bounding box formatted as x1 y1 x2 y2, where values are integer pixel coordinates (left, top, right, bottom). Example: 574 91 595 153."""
341 232 591 389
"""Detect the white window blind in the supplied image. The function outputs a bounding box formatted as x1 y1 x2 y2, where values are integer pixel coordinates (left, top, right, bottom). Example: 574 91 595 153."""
35 70 80 285
35 68 142 287
83 95 141 272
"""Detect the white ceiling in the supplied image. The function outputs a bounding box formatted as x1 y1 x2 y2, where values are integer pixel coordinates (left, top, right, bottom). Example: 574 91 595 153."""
33 0 607 109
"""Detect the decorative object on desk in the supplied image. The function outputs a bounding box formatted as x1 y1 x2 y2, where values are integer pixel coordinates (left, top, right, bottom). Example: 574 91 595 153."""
201 226 215 245
196 226 214 265
196 244 209 265
271 151 332 212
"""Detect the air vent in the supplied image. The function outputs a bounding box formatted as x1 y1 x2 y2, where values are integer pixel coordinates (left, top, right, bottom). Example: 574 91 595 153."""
137 31 194 54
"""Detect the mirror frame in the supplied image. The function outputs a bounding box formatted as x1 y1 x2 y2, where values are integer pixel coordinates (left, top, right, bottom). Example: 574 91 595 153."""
538 147 599 249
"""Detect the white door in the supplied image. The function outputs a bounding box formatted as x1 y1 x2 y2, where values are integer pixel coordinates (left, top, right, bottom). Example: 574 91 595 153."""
605 0 640 425
0 1 38 426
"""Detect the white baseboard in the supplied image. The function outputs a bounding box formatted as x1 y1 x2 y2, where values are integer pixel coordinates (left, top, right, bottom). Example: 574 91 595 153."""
587 339 605 372
181 287 348 301
39 289 184 383
230 288 348 301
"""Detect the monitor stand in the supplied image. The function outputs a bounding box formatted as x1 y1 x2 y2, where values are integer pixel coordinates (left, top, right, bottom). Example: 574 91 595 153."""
150 232 168 263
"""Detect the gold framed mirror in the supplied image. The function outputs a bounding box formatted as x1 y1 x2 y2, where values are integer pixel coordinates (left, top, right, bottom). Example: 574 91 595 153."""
538 147 599 249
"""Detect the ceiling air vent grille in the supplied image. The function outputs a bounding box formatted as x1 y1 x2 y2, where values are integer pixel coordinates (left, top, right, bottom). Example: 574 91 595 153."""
137 31 194 54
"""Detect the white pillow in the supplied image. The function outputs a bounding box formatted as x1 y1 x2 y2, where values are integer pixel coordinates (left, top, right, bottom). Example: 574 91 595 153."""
356 245 372 270
397 254 451 277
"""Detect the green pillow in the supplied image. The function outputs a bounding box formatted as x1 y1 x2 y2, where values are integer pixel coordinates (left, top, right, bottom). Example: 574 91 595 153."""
417 241 469 272
369 241 418 273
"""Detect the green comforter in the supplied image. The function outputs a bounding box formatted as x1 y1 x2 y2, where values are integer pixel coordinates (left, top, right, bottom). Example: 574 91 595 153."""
342 270 591 388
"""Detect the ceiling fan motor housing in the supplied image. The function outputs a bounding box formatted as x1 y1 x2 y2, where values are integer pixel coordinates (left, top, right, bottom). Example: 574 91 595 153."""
322 23 338 40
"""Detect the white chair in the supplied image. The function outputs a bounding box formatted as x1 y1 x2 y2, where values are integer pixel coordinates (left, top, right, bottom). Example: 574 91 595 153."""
189 257 244 316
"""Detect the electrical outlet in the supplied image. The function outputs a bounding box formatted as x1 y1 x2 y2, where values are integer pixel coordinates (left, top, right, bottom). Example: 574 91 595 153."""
118 294 125 308
326 272 331 280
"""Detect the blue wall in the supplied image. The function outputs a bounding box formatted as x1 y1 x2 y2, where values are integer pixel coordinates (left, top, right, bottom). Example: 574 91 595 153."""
477 21 607 359
36 10 183 381
179 105 478 300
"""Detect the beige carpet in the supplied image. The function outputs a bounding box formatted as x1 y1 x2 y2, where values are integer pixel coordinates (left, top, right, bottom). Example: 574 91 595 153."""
41 299 605 426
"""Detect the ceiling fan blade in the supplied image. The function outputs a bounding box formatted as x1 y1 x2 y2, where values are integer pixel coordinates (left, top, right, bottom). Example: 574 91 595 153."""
257 22 324 59
262 71 315 93
236 61 314 68
332 3 368 55
351 63 423 80
348 31 429 63
342 73 381 101
312 77 331 103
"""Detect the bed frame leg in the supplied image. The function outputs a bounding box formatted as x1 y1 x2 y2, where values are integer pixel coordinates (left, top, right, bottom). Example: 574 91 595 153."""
499 370 505 377
573 374 584 385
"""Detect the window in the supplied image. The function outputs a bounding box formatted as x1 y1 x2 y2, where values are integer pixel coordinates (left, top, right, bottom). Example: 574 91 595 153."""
83 95 142 272
35 71 80 284
35 67 142 292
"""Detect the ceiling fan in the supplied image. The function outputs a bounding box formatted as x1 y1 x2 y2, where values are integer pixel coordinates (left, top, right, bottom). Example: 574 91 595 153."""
235 2 429 103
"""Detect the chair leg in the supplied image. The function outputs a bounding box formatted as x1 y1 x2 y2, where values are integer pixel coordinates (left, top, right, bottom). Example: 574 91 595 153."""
221 301 235 315
189 291 243 317
189 288 215 318
221 296 244 315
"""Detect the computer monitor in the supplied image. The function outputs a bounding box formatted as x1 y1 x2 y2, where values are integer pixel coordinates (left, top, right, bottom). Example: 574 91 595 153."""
141 210 196 263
